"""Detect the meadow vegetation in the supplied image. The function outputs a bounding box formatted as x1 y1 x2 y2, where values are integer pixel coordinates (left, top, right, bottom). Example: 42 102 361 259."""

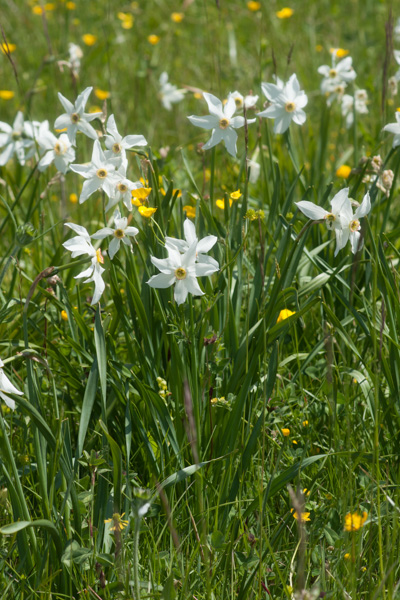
0 1 400 599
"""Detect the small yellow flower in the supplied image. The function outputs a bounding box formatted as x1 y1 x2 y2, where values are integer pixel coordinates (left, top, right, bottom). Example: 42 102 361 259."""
132 187 152 203
148 34 160 45
194 92 203 99
66 1 76 9
94 88 110 100
32 5 44 14
171 12 184 23
138 206 157 218
302 420 309 427
216 198 233 209
210 397 219 404
82 34 97 46
336 164 351 178
45 2 55 9
69 193 78 203
0 90 15 100
315 44 323 52
183 205 196 219
230 189 242 201
344 511 368 532
344 552 351 560
61 310 68 321
292 440 298 445
118 12 134 28
277 308 295 323
291 508 311 522
247 1 261 11
303 488 310 496
330 47 349 58
281 428 290 437
1 42 16 54
104 512 129 532
276 7 294 18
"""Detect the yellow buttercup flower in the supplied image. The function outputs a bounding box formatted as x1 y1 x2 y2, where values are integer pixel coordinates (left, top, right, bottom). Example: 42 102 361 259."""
148 34 160 45
330 47 349 58
118 12 134 28
230 189 242 201
281 428 290 436
104 512 129 532
66 1 76 9
216 198 233 209
183 205 196 218
0 90 15 100
247 1 261 11
138 206 157 218
61 310 68 321
94 88 110 100
336 164 351 178
132 187 152 202
302 420 309 427
291 509 311 522
344 511 368 532
276 7 294 18
171 12 184 23
32 5 44 14
277 308 295 323
344 553 351 560
1 42 16 54
69 193 78 204
82 34 97 46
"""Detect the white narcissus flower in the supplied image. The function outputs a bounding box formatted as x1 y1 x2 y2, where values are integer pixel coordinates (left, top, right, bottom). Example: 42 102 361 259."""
318 56 356 92
296 188 350 231
105 166 143 212
257 74 308 134
337 192 371 254
70 140 120 203
228 90 259 110
0 359 23 410
188 92 255 157
165 218 219 269
383 111 400 148
92 210 139 260
147 242 219 305
104 114 147 167
159 72 185 110
68 42 83 78
36 122 75 174
54 86 102 145
63 223 105 305
341 89 368 129
0 111 32 166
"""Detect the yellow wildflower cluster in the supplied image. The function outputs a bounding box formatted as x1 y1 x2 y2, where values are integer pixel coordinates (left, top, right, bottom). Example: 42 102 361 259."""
344 511 368 531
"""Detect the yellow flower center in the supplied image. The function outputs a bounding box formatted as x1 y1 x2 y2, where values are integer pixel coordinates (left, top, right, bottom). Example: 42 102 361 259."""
324 213 336 224
117 182 128 193
96 249 104 264
285 102 296 113
96 168 107 179
349 219 360 232
54 142 67 155
12 131 21 140
329 68 338 78
112 142 122 153
234 97 243 108
114 228 125 239
175 267 187 280
219 118 230 129
70 112 80 123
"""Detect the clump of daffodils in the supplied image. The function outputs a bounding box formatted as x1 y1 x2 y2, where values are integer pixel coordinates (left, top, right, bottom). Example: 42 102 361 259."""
318 51 356 105
296 187 371 256
147 219 219 305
